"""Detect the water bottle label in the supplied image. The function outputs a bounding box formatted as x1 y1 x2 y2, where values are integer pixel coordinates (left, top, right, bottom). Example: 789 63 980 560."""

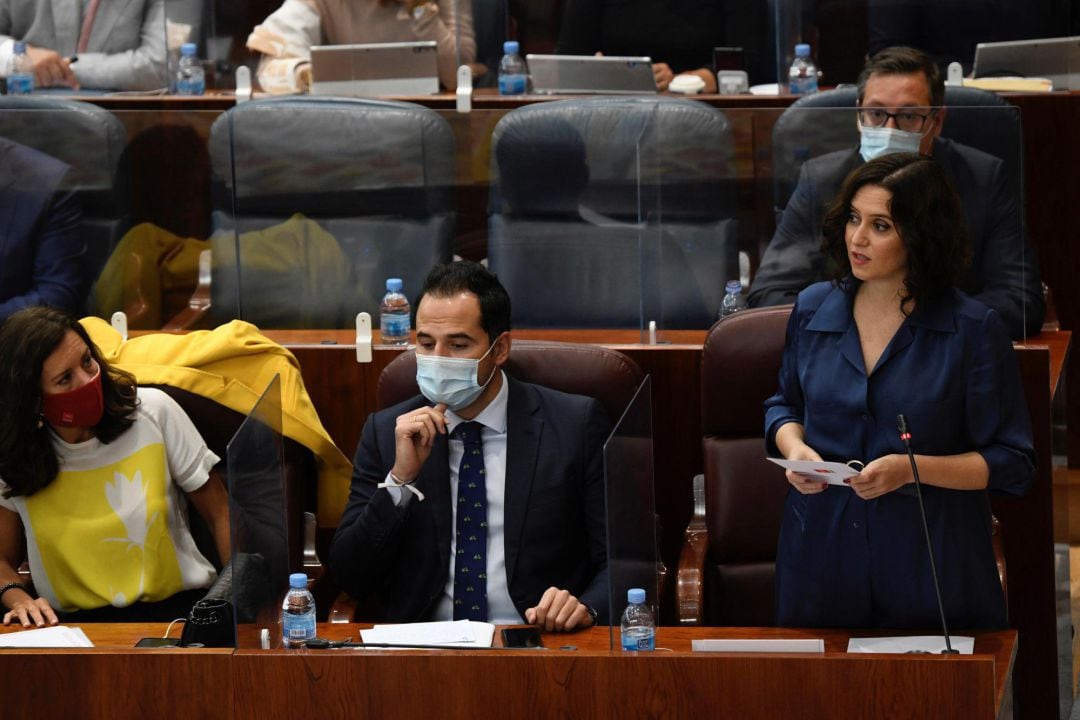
381 313 410 338
621 631 656 651
499 73 527 95
789 77 817 95
282 612 315 642
177 77 206 96
7 73 33 95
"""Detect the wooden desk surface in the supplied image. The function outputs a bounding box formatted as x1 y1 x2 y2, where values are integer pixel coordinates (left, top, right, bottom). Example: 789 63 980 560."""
1 623 1015 720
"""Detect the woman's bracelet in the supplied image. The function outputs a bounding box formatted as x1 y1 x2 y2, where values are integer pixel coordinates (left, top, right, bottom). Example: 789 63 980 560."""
0 581 30 604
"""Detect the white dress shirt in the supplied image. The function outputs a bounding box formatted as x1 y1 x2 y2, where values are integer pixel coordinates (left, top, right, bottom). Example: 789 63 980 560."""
384 372 521 623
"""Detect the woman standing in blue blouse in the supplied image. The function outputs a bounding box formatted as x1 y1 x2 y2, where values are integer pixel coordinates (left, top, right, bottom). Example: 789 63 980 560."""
764 152 1035 630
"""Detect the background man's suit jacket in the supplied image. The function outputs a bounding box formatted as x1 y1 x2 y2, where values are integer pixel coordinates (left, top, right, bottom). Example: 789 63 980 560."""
0 0 166 90
0 138 85 320
329 375 612 624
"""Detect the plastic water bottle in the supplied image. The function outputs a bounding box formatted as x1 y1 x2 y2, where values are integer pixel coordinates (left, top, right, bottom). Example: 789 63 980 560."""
498 41 528 96
620 588 655 651
718 280 748 319
281 572 316 648
6 41 34 95
380 278 411 346
788 43 818 95
176 42 205 96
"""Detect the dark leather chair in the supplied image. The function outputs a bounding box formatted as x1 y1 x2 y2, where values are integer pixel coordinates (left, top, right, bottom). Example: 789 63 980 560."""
206 96 455 329
0 96 132 290
676 306 1008 626
329 340 647 622
377 340 644 425
771 85 1023 213
488 97 739 329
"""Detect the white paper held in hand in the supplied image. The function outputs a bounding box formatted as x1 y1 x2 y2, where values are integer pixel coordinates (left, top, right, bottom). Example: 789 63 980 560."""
766 457 861 486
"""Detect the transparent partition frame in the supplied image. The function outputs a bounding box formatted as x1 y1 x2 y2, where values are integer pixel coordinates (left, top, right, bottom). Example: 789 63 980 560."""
604 375 657 651
226 373 290 649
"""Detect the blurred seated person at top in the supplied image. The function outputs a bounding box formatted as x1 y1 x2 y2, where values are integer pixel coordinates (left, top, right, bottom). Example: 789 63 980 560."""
868 0 1070 75
0 307 231 627
765 153 1034 630
247 0 476 94
0 0 167 90
748 46 1044 339
556 0 728 92
0 137 87 321
329 261 610 631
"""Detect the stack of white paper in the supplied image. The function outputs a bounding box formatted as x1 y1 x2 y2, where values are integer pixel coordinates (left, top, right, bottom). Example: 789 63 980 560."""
360 620 495 647
0 625 94 648
691 638 824 653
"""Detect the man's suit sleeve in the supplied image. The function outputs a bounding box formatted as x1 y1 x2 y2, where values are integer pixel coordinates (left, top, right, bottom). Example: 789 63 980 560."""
578 398 612 623
971 159 1045 339
327 412 416 600
72 0 167 90
0 184 85 320
748 162 825 308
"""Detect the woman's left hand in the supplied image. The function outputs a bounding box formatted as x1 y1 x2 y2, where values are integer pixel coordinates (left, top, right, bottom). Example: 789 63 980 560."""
847 454 912 500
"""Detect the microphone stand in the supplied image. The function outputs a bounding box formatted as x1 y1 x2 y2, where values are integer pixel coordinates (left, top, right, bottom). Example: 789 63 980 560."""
897 414 959 655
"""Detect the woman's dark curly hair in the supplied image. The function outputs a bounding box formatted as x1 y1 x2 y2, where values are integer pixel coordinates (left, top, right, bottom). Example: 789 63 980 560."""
821 152 971 313
0 307 139 498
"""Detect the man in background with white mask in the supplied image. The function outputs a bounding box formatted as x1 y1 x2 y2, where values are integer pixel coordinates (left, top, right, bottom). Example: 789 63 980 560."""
748 46 1043 338
329 261 609 631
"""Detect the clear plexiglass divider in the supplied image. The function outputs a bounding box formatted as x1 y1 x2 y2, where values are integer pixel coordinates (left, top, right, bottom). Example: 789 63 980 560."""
226 373 290 649
603 375 657 651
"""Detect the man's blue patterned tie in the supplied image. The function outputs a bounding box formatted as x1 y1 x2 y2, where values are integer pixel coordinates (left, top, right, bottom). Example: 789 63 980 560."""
453 421 487 621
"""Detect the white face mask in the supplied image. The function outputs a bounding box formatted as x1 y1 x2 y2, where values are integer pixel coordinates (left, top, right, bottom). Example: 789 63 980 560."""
858 125 924 162
415 340 499 410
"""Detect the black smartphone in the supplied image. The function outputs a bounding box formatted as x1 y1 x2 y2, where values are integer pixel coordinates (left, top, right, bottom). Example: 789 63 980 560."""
501 627 543 649
712 46 746 73
135 637 180 647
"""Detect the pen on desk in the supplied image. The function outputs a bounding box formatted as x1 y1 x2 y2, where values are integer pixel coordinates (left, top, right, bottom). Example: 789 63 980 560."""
68 55 78 63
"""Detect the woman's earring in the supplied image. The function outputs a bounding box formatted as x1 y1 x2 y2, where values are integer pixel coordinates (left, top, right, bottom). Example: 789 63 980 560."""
37 414 44 429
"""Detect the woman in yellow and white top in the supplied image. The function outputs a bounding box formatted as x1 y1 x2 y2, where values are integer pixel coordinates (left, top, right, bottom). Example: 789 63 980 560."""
0 307 231 627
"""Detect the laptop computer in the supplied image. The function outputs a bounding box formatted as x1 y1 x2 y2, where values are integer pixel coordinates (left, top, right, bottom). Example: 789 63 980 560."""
310 41 439 96
973 35 1080 91
527 54 657 95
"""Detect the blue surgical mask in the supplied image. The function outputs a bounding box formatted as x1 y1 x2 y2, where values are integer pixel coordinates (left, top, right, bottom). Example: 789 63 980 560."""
858 125 923 162
415 340 499 410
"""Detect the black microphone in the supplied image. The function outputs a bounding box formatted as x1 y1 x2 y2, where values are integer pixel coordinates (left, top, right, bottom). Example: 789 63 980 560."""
896 414 959 654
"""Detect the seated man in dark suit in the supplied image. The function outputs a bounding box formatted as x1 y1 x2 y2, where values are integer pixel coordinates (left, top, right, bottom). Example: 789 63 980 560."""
329 261 610 630
748 45 1044 339
0 137 86 321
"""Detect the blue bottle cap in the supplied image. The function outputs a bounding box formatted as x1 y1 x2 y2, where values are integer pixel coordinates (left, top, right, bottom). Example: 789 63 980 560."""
503 41 520 55
386 278 403 292
627 588 646 604
795 43 811 57
725 280 743 294
289 572 308 589
181 42 197 56
13 41 26 54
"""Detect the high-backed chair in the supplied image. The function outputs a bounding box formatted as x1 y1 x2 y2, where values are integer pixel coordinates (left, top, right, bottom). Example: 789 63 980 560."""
377 341 644 424
207 97 455 328
771 85 1023 213
676 306 792 626
488 97 739 329
676 306 1008 626
0 96 131 288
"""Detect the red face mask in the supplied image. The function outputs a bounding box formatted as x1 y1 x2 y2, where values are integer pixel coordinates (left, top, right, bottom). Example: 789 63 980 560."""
41 369 105 428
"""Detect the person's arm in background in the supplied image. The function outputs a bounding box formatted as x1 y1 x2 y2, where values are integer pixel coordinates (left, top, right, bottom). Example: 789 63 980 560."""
248 0 322 94
555 0 603 56
0 184 86 321
70 0 168 90
405 0 475 90
971 159 1045 339
747 162 826 307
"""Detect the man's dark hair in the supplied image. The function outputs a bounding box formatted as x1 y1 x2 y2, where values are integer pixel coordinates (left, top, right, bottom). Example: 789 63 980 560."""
857 46 945 107
415 261 512 343
821 153 971 314
0 306 139 497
